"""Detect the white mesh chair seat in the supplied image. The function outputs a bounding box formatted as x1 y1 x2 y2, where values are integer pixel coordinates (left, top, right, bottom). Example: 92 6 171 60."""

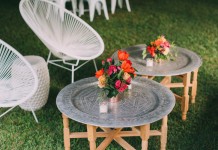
0 39 39 122
0 81 30 107
19 0 105 82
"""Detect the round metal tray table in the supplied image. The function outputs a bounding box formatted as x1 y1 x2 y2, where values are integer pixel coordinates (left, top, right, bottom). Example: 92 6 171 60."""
112 44 202 120
57 77 175 150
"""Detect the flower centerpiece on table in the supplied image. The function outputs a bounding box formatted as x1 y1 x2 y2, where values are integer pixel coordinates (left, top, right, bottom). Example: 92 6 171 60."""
95 50 136 99
142 35 175 62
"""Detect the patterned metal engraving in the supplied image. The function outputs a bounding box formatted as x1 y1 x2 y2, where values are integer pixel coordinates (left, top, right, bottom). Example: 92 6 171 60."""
56 77 175 128
112 44 202 76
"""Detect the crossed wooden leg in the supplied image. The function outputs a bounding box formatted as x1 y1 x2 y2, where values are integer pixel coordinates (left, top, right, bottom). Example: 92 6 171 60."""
62 113 168 150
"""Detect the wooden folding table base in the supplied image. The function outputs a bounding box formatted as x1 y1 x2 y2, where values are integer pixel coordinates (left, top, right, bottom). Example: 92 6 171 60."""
143 68 199 120
62 114 168 150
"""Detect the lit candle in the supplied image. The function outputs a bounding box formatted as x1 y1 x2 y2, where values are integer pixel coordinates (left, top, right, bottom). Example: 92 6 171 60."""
99 101 108 113
146 58 153 66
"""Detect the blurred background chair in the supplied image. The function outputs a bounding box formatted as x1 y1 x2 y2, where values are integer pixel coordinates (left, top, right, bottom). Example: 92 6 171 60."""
79 0 109 22
111 0 131 14
53 0 78 14
0 39 39 123
19 0 105 82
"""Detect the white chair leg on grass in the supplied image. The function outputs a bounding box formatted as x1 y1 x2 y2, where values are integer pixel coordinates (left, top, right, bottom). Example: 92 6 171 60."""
54 0 78 14
79 0 109 22
29 104 39 123
0 39 39 123
96 2 102 15
20 0 105 83
111 0 116 14
71 0 78 14
111 0 131 14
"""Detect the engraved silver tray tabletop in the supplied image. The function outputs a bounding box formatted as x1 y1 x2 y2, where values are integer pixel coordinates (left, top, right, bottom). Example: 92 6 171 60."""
56 77 175 128
112 44 202 76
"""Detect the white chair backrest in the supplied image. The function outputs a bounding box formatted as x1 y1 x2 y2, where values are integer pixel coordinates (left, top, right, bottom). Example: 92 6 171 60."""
19 0 104 60
0 39 38 107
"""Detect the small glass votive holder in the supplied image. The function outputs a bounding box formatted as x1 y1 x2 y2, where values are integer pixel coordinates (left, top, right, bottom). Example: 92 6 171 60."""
146 58 153 67
99 101 108 113
128 84 132 89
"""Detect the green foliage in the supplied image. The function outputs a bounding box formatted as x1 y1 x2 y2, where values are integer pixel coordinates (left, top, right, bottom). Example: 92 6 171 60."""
0 0 218 149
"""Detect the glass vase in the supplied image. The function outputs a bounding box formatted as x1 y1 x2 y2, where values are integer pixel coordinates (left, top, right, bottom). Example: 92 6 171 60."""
109 94 120 103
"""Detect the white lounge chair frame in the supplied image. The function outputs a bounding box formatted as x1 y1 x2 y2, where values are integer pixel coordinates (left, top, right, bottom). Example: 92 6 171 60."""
19 0 104 82
0 39 39 123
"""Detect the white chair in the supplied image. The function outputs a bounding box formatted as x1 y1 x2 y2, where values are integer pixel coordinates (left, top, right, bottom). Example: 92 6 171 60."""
53 0 78 14
0 39 39 123
111 0 131 14
19 0 105 82
79 0 109 22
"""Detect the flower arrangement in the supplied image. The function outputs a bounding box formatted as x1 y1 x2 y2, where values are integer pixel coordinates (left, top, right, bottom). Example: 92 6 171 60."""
95 50 136 98
142 35 175 61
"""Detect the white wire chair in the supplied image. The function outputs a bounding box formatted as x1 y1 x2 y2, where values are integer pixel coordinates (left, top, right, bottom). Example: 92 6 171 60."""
0 39 39 123
19 0 105 82
111 0 131 14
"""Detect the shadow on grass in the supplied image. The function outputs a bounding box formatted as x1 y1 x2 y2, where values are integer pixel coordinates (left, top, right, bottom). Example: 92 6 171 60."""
167 67 218 150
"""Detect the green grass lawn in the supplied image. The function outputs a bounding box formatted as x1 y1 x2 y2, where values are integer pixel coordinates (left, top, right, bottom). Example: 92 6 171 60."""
0 0 218 149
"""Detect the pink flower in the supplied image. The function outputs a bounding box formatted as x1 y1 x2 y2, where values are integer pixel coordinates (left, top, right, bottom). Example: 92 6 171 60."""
162 47 170 55
102 60 105 65
161 41 170 48
107 58 112 63
118 83 128 92
108 65 117 75
115 80 121 89
126 77 131 84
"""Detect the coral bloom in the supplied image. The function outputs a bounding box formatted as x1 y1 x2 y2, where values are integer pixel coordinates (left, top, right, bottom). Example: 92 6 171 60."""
118 50 129 61
155 35 166 46
95 69 104 78
121 60 135 74
98 75 106 88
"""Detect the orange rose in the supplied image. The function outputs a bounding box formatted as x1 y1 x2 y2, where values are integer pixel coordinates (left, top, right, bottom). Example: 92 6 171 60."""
95 69 104 78
154 39 162 46
118 50 129 61
121 60 135 74
155 35 166 46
